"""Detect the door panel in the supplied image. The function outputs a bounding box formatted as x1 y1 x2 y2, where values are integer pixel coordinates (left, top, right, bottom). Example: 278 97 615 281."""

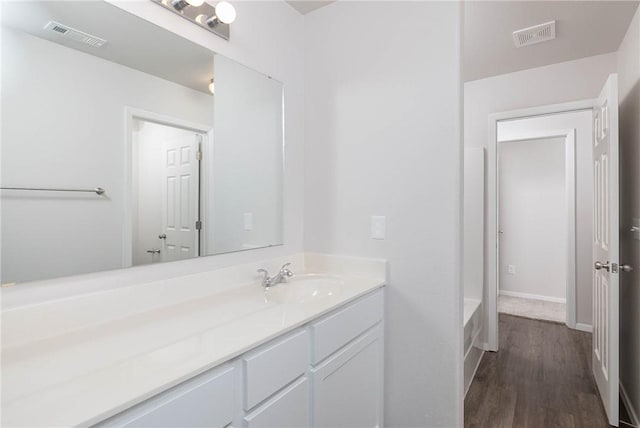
162 133 200 262
592 73 619 426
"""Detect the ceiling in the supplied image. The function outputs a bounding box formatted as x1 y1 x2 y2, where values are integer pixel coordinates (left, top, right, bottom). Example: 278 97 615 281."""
464 1 639 82
1 1 215 94
286 1 335 15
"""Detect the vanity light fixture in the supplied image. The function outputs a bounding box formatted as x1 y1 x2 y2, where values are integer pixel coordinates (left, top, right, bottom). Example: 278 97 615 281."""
196 1 236 28
209 78 215 94
171 0 204 12
153 0 234 40
207 1 237 26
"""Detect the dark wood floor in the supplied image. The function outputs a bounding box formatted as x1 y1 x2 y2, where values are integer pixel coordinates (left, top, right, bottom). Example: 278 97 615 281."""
465 314 610 428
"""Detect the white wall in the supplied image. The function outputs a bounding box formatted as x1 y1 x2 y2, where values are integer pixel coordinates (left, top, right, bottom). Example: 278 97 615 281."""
304 2 463 426
498 137 566 300
617 5 640 422
1 27 212 284
2 1 305 306
212 55 283 254
464 148 485 302
496 111 593 324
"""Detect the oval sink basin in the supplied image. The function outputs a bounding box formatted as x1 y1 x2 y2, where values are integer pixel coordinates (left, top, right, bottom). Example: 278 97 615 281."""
264 274 344 304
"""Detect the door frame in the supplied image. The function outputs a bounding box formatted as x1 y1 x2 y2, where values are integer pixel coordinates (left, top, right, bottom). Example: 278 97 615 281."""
123 107 213 268
486 99 595 351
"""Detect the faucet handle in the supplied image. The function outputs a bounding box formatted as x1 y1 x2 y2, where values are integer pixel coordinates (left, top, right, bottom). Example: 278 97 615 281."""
279 262 294 278
280 262 291 271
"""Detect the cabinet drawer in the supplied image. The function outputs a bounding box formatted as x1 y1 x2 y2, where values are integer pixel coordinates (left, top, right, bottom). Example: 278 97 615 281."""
311 289 383 364
243 328 308 410
96 364 235 428
243 377 309 428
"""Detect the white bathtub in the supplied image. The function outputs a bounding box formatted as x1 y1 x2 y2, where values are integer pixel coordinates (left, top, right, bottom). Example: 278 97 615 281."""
463 298 483 395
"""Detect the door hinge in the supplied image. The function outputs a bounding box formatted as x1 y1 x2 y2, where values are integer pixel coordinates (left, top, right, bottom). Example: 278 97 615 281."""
196 150 203 161
195 220 202 230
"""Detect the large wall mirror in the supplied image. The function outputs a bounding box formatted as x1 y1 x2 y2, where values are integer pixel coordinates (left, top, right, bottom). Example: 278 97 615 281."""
1 1 284 284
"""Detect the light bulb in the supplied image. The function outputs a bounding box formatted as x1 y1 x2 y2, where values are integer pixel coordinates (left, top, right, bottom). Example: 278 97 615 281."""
209 79 215 94
215 1 236 24
186 0 205 6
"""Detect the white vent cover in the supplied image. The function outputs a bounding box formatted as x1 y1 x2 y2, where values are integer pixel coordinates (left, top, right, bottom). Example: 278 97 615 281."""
513 20 556 48
43 21 107 48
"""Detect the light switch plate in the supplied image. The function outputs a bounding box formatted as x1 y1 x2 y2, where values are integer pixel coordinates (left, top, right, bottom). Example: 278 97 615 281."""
243 213 253 231
371 216 386 240
507 264 516 275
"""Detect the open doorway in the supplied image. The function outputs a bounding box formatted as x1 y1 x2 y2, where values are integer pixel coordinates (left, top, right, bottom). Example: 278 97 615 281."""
479 79 622 425
462 1 637 425
497 133 573 324
487 103 594 347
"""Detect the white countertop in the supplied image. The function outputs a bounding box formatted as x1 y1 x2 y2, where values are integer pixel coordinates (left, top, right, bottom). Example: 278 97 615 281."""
1 255 385 427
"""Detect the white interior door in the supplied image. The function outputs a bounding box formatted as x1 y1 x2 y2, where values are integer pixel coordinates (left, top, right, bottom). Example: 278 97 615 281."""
162 133 200 262
592 73 619 427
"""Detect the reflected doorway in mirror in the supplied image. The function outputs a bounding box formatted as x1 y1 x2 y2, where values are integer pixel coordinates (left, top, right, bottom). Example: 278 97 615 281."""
125 108 213 268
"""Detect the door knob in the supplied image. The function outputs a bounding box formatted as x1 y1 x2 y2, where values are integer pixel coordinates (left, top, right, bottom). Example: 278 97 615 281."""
620 264 633 273
594 261 610 272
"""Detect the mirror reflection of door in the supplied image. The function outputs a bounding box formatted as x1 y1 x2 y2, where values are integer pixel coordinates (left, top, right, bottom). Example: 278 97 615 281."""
132 119 203 266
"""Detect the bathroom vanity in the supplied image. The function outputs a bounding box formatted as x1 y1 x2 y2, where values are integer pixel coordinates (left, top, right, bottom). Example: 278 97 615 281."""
1 254 386 427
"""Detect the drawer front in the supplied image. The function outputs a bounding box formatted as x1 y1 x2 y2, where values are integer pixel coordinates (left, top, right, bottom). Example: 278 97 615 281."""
96 365 235 428
244 377 309 428
243 329 308 410
311 289 383 364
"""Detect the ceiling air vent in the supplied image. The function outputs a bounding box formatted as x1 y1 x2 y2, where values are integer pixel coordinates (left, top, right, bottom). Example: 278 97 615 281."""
43 21 107 48
513 21 556 48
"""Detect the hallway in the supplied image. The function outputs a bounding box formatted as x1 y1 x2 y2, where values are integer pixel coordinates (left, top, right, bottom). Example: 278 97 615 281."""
465 314 609 427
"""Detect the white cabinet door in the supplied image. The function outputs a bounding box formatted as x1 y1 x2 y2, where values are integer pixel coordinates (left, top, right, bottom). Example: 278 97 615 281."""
312 325 383 428
96 365 235 428
243 377 309 428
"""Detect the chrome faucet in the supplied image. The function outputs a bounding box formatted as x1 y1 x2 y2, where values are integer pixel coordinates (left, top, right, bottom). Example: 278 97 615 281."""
257 263 294 288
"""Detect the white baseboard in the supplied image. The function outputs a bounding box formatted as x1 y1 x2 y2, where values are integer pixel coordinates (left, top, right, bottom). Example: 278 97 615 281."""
575 323 593 333
621 382 640 426
499 290 566 304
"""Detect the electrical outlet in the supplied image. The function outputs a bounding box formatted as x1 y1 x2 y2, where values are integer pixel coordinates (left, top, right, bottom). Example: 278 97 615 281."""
508 264 516 275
